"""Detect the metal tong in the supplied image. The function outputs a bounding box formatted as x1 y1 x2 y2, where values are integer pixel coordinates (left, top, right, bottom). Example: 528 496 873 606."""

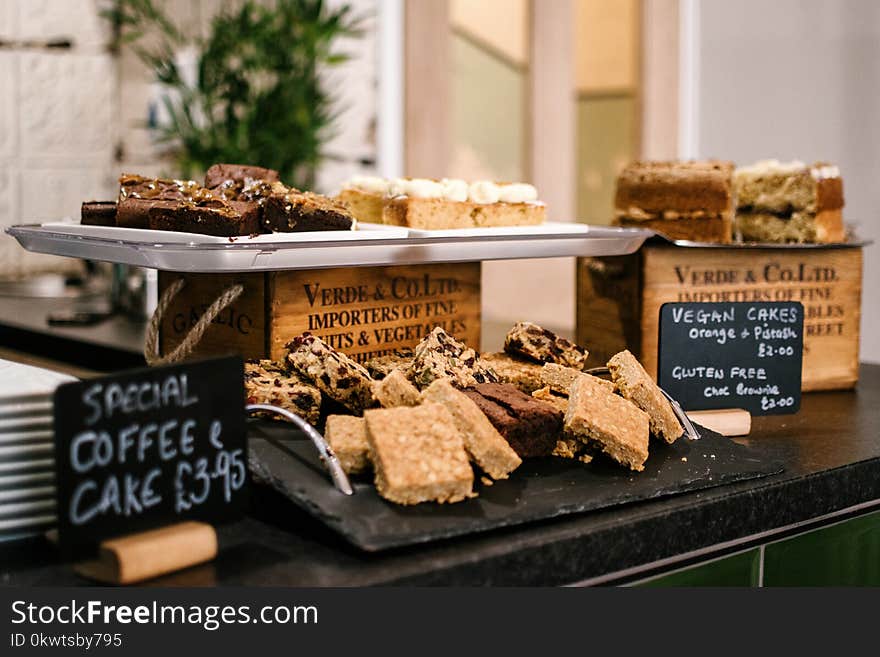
246 403 354 495
584 367 701 441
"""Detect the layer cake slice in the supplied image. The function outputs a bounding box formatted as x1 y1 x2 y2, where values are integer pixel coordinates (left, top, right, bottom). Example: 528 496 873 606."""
614 160 735 243
734 159 845 243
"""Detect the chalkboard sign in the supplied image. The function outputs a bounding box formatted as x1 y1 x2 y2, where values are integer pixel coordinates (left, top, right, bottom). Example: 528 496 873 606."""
53 356 247 555
657 302 803 415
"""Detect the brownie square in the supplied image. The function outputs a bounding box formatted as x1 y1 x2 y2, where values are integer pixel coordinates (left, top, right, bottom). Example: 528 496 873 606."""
147 200 262 237
205 163 280 189
462 382 561 458
262 191 354 232
81 201 117 226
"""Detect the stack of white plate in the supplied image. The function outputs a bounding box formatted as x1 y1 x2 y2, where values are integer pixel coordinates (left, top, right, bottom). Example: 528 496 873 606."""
0 359 75 541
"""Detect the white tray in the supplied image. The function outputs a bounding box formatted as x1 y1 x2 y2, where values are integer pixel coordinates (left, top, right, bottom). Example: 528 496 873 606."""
38 220 409 243
7 222 652 272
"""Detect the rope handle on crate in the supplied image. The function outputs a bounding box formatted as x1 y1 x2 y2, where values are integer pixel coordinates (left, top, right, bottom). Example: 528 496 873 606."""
144 278 244 366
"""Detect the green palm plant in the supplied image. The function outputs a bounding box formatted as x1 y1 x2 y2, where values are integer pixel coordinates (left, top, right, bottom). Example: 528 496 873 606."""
103 0 362 189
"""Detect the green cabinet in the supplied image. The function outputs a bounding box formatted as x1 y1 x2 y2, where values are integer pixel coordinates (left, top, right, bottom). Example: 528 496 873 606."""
763 510 880 586
630 510 880 587
635 549 761 587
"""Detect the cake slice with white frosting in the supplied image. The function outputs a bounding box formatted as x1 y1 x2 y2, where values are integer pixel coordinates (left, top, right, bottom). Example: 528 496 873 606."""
337 176 546 229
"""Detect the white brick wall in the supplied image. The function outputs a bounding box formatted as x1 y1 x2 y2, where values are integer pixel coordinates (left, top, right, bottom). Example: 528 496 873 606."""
0 0 116 277
0 0 378 278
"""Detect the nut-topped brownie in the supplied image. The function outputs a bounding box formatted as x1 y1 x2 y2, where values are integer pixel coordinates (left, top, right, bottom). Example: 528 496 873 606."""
406 327 497 390
285 333 375 413
504 322 588 370
734 159 845 243
564 375 650 471
614 160 735 243
364 403 473 505
462 382 561 458
116 174 219 229
244 359 321 425
422 379 521 480
205 163 280 189
608 350 682 444
262 189 355 232
205 163 286 204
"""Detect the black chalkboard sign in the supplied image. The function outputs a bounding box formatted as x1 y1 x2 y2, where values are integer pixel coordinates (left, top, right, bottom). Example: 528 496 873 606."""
53 356 247 555
657 302 803 415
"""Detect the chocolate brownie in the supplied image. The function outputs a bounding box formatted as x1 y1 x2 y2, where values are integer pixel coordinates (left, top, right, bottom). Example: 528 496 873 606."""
205 163 280 189
117 174 219 229
81 201 117 226
262 190 355 232
462 382 561 458
147 199 262 237
118 173 210 202
116 198 181 229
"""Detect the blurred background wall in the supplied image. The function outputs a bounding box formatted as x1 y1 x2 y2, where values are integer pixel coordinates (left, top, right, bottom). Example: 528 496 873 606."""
694 0 880 361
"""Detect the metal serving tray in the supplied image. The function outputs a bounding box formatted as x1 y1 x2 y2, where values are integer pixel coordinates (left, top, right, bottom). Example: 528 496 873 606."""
7 222 653 273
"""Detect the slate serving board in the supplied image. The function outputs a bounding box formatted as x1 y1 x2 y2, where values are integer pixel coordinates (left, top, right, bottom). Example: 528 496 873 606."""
247 420 782 552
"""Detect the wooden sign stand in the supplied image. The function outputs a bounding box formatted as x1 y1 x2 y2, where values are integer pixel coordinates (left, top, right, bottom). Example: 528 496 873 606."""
72 521 217 585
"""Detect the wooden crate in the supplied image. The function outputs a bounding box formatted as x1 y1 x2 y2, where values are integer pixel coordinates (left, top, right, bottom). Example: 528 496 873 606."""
159 263 481 364
577 244 863 391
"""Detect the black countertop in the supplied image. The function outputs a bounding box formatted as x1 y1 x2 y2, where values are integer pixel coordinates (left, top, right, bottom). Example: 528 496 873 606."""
0 295 145 372
3 364 879 587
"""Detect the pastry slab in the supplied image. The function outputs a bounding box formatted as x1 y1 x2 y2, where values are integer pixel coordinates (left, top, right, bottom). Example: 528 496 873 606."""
364 403 473 505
